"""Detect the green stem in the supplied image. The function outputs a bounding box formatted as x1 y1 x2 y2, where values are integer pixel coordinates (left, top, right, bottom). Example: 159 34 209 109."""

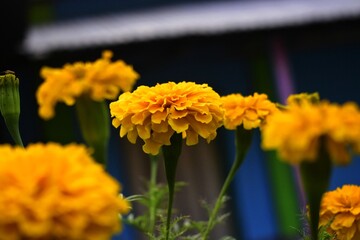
162 134 182 240
4 114 23 147
300 138 332 240
202 127 253 240
148 154 159 234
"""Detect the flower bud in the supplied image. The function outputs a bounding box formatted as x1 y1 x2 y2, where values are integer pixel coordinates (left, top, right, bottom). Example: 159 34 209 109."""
0 70 23 146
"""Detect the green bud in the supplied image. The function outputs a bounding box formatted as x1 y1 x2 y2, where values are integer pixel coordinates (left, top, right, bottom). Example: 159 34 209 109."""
0 71 23 146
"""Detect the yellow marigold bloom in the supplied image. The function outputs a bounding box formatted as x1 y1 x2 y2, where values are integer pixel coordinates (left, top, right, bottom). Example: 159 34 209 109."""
261 100 360 164
0 143 130 240
221 92 278 130
37 50 139 119
110 81 224 155
320 185 360 240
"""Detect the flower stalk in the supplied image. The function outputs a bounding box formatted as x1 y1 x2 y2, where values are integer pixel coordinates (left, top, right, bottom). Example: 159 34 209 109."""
203 126 252 239
149 154 159 234
0 71 23 147
300 138 332 240
75 95 110 166
162 133 183 240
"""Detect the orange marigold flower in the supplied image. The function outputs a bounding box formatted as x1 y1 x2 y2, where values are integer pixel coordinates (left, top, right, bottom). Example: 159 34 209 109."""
320 185 360 240
37 50 139 119
110 81 224 155
221 93 278 130
0 143 130 240
261 98 360 164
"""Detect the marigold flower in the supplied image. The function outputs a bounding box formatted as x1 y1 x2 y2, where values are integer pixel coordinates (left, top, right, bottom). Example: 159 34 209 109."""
37 50 139 119
0 143 130 240
110 81 224 155
261 98 360 164
319 185 360 240
221 93 278 130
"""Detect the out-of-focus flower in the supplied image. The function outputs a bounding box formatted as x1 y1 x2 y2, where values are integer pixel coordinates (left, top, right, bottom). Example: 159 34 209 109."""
325 102 360 158
0 143 130 240
110 81 224 155
37 50 139 119
320 185 360 240
286 92 320 106
221 92 278 130
261 97 360 164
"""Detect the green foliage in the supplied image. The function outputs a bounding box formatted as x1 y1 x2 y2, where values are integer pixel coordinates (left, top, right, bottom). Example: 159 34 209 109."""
295 212 336 240
300 226 336 240
124 182 169 234
125 181 233 240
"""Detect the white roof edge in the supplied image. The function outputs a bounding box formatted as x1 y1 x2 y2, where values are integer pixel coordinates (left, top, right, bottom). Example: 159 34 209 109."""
22 0 360 56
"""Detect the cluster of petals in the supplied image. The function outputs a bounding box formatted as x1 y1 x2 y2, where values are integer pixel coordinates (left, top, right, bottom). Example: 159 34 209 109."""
110 81 224 155
37 50 139 119
0 143 130 240
319 185 360 240
221 92 278 130
261 95 360 164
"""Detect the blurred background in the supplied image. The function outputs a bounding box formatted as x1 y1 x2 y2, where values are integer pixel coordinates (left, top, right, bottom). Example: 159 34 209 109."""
2 0 360 239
